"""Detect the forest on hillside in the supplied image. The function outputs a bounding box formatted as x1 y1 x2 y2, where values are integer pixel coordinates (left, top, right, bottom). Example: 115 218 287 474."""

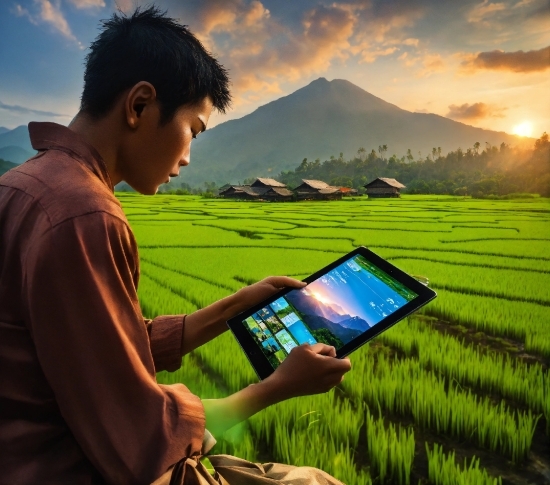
275 133 550 197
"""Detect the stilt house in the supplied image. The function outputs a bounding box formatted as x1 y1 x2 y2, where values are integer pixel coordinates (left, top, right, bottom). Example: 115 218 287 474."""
219 178 293 201
293 179 343 201
364 178 406 198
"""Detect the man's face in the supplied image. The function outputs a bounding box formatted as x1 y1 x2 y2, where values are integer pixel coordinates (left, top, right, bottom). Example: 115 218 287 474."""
121 96 213 195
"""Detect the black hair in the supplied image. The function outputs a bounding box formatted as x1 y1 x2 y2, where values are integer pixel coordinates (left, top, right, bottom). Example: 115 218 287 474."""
80 6 231 123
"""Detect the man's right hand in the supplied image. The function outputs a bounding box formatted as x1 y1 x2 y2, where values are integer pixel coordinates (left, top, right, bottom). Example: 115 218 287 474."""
202 344 351 437
264 343 352 400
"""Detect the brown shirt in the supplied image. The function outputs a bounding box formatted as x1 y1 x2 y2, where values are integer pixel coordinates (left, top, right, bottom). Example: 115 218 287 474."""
0 122 205 484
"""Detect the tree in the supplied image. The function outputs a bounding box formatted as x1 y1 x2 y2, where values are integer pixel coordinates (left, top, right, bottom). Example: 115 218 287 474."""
330 176 353 188
534 132 549 152
368 149 377 162
378 144 388 160
311 329 343 349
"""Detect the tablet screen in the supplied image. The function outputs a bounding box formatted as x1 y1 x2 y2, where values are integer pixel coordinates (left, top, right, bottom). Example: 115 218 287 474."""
241 254 418 370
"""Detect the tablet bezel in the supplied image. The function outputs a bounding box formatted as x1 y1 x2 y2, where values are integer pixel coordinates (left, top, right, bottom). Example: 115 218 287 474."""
226 246 437 381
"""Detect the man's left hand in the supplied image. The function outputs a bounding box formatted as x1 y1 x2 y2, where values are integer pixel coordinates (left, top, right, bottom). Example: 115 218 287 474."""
232 276 306 315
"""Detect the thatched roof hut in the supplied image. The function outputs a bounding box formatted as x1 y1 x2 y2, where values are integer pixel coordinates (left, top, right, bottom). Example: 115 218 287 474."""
251 178 287 188
219 178 292 201
364 177 406 198
293 179 343 200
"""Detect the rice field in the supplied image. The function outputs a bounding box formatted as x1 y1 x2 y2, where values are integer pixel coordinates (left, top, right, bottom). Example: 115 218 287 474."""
117 193 550 485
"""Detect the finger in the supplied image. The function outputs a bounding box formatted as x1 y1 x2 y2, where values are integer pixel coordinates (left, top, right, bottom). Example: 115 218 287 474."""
309 343 337 356
263 276 307 289
326 356 352 372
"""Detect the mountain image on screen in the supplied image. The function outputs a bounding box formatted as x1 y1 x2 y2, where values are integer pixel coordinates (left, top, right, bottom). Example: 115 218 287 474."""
284 290 369 345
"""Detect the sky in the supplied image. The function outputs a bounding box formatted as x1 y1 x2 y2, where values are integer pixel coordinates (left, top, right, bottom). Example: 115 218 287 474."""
0 0 548 139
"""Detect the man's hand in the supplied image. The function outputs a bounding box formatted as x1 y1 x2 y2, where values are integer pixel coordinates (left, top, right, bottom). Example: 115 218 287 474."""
232 276 306 315
264 343 352 401
202 343 351 436
182 276 305 355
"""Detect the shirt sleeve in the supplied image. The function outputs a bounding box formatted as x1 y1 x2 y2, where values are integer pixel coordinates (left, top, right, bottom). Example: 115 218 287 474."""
23 212 205 485
145 315 186 372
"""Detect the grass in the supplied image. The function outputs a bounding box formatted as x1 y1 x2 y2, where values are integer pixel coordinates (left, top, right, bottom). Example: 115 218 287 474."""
123 194 550 485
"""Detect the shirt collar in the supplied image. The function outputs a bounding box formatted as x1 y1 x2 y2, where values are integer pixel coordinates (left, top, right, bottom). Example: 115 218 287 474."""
28 121 114 192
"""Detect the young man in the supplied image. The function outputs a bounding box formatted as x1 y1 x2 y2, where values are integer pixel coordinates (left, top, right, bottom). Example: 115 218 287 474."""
0 7 351 485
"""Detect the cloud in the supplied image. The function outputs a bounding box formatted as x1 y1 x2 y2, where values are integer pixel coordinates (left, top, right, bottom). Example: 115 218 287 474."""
36 0 75 40
358 47 398 63
446 102 507 120
462 46 550 73
113 0 134 13
467 1 506 23
398 51 446 76
168 0 430 108
67 0 105 8
0 100 69 117
12 4 36 24
14 0 80 44
417 53 445 76
403 38 420 47
191 1 358 98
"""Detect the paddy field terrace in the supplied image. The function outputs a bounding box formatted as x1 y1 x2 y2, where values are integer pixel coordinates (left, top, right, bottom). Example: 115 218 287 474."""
118 193 550 485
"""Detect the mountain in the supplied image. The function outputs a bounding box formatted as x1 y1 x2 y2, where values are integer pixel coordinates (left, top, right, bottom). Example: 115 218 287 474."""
0 146 34 165
0 125 33 153
0 125 35 164
0 127 10 135
285 289 369 344
286 290 344 323
181 77 526 185
299 313 364 344
337 316 371 332
0 159 18 177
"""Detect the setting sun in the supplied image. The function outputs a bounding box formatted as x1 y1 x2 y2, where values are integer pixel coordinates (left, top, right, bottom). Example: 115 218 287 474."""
512 122 533 137
312 291 333 306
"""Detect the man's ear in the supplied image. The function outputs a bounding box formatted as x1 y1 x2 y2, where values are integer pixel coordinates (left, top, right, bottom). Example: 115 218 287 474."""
125 82 157 129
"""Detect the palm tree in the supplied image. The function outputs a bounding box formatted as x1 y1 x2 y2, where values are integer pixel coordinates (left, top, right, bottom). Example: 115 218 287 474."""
378 145 388 160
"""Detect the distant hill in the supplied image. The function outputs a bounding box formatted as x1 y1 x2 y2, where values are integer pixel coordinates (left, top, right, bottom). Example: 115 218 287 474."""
181 78 526 185
0 145 34 165
0 158 18 177
0 127 10 135
0 125 33 153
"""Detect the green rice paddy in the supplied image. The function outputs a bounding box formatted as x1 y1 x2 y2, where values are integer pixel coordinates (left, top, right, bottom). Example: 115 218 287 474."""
118 194 550 485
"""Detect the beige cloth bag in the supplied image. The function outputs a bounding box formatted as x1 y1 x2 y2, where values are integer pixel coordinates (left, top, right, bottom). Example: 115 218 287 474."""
151 454 346 485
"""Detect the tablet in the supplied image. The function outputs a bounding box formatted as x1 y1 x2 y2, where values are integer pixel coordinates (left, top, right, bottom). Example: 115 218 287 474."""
227 247 437 380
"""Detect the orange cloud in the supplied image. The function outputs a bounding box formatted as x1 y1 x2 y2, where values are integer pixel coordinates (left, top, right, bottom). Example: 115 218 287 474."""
67 0 105 8
462 46 550 73
446 102 507 120
467 1 506 23
171 0 427 110
226 3 357 84
14 0 80 45
113 0 134 13
417 53 445 77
